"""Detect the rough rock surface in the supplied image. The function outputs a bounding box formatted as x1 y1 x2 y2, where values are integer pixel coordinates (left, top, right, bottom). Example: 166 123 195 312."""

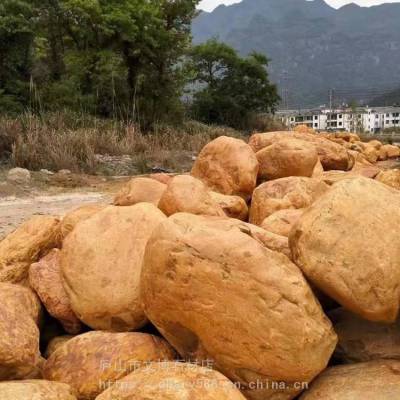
209 191 248 221
191 136 259 200
256 139 318 180
96 363 246 400
7 167 31 185
42 331 175 400
299 360 400 399
381 144 400 159
311 158 324 178
351 163 381 178
330 308 400 363
376 169 400 190
113 177 166 207
0 380 77 400
249 132 352 171
163 213 290 259
149 173 173 185
0 282 41 324
362 144 379 163
0 215 60 283
60 204 106 238
61 204 166 331
261 209 304 237
0 283 41 380
158 175 225 217
141 213 337 400
45 336 74 359
249 177 329 226
290 177 400 322
29 249 82 334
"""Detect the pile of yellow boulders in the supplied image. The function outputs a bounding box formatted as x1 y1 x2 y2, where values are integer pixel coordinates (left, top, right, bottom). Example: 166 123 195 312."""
1 128 400 400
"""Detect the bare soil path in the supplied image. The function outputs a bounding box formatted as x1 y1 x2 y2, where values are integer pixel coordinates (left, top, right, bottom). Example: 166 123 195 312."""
0 171 129 239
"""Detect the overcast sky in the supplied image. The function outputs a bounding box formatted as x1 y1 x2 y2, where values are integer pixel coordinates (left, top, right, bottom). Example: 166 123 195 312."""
199 0 400 12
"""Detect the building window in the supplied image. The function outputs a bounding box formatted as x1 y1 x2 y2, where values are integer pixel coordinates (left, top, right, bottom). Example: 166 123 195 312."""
314 123 318 128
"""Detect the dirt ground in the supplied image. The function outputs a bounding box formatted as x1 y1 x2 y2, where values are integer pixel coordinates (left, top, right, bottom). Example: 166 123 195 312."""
0 170 130 239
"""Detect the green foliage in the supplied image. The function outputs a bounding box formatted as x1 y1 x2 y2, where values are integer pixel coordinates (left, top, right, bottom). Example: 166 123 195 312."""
0 0 34 112
188 39 279 129
0 0 199 127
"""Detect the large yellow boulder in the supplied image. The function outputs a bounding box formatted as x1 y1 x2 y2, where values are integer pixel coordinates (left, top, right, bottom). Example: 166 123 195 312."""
113 177 166 207
249 177 329 225
209 191 248 221
368 139 383 150
0 283 41 380
141 213 337 400
249 132 352 171
376 169 400 190
290 177 400 322
60 204 106 239
0 380 77 400
300 360 400 399
96 363 246 400
0 216 60 283
191 136 259 200
161 213 290 259
29 249 82 334
158 175 225 217
61 204 166 331
256 139 319 181
294 124 315 134
42 332 175 400
330 308 400 363
261 209 305 237
362 144 379 163
383 144 400 158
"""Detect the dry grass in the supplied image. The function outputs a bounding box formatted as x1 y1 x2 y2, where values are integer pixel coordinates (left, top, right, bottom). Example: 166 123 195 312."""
0 112 242 174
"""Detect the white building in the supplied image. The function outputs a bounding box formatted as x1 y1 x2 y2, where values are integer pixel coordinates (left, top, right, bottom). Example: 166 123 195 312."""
277 106 400 133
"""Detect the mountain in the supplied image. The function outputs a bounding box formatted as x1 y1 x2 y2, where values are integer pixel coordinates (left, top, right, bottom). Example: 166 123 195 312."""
371 88 400 106
193 0 400 108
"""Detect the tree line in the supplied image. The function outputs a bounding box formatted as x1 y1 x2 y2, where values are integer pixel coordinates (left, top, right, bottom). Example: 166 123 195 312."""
0 0 279 129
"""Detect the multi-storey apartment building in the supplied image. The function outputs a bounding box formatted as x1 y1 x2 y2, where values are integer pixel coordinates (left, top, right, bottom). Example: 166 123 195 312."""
277 106 400 133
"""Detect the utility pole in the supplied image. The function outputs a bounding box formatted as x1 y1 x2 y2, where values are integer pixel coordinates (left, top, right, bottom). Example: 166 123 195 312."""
328 89 334 131
281 69 289 110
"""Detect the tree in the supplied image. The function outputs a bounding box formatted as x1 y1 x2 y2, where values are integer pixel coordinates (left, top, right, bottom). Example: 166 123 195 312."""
188 39 279 129
0 0 34 112
0 0 199 127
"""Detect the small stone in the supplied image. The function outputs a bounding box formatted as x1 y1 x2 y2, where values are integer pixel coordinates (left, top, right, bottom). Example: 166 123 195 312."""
40 169 54 175
7 168 31 185
58 169 71 175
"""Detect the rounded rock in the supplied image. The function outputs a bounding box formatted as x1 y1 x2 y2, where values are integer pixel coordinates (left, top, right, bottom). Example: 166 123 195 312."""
29 249 82 334
0 380 77 400
61 204 166 331
96 363 246 400
42 331 176 400
300 360 400 400
113 177 166 207
141 213 337 400
191 136 259 200
290 177 400 322
249 177 329 226
256 139 318 181
158 175 225 217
